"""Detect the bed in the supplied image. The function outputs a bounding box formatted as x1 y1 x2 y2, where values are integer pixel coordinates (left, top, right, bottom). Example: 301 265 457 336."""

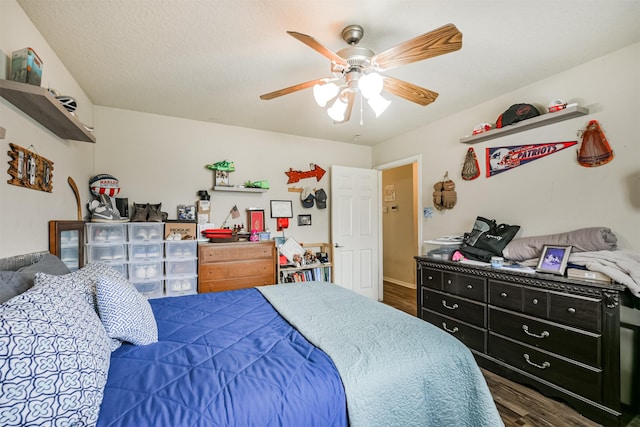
0 252 503 427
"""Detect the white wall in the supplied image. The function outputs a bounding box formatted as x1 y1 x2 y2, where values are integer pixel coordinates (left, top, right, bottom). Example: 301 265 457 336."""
0 0 95 258
93 107 372 244
373 42 640 252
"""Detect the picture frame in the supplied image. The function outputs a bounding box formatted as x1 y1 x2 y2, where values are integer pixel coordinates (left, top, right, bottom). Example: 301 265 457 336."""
298 214 312 226
247 209 265 232
536 245 572 275
270 200 293 218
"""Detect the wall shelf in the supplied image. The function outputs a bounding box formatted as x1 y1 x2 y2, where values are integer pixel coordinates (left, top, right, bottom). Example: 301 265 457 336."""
459 104 589 144
0 79 95 143
213 186 268 193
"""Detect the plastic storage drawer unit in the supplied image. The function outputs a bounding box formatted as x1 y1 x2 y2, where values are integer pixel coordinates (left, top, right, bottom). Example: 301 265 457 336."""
86 223 127 244
165 275 197 297
166 259 197 277
132 280 164 299
129 261 164 281
129 242 164 261
128 223 164 242
86 243 127 263
165 240 197 259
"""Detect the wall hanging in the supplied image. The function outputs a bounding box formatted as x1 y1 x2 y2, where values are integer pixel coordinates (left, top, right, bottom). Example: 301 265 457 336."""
461 147 480 180
285 163 325 184
577 120 613 167
433 172 456 210
7 143 54 192
486 141 576 177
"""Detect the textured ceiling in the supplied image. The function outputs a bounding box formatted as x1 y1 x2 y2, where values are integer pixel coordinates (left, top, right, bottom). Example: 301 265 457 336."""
16 0 640 146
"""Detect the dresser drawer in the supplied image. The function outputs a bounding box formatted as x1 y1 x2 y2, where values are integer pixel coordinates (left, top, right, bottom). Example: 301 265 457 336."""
199 275 274 292
423 309 486 353
443 272 486 302
489 307 601 367
422 289 486 328
488 333 602 403
489 280 522 311
549 292 601 333
522 287 548 318
200 241 274 263
199 259 274 282
419 267 442 290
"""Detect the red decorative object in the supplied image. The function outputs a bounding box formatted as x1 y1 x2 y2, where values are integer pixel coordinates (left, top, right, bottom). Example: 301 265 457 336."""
285 163 326 184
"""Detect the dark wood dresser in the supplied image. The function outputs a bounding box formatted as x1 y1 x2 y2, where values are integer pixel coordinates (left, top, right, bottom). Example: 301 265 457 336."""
198 241 276 293
415 257 628 426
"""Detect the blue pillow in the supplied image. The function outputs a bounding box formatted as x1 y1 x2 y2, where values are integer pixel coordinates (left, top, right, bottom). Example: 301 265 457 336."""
0 280 111 426
96 274 158 346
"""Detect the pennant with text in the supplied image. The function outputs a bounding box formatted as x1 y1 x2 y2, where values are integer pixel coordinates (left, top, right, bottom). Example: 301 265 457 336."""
486 141 577 177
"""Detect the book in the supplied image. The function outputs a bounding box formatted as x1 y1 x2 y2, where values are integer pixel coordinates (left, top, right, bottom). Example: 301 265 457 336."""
566 268 612 283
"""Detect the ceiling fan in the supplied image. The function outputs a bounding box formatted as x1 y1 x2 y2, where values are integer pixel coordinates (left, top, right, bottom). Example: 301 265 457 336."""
260 23 463 124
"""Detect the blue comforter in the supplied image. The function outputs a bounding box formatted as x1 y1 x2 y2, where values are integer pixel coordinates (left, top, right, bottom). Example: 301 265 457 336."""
97 289 347 427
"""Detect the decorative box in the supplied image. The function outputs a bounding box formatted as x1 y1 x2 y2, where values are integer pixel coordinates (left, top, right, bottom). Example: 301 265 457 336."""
10 47 43 86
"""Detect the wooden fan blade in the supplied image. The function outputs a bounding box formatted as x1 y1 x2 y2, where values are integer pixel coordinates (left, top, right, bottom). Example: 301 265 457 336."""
260 78 329 100
372 23 462 71
287 31 349 67
383 76 438 106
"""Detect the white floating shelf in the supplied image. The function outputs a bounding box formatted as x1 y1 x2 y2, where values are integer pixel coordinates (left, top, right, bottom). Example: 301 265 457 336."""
459 105 589 144
213 186 268 193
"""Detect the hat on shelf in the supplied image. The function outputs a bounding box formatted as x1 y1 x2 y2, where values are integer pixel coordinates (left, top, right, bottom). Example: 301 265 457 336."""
301 187 315 208
315 188 327 209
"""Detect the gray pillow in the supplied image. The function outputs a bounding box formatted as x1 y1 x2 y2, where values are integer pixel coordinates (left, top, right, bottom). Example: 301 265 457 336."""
0 271 32 304
17 253 71 280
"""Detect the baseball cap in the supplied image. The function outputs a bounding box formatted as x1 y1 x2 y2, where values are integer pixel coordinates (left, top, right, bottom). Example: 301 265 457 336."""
301 187 315 208
315 188 327 209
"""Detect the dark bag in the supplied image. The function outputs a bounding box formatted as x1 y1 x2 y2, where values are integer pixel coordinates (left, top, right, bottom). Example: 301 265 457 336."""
460 216 520 262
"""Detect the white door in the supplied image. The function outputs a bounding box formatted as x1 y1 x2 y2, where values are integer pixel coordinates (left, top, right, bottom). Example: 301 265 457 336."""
330 166 380 300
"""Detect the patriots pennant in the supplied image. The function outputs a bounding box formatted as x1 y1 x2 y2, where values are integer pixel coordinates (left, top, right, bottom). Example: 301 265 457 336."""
486 141 577 177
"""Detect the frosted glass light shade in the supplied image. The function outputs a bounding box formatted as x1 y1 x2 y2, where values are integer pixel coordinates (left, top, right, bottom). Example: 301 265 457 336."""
358 73 384 100
327 97 348 121
313 82 339 107
367 94 391 117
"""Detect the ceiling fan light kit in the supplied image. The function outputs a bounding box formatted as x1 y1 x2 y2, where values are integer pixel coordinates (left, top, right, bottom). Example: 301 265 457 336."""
260 23 463 124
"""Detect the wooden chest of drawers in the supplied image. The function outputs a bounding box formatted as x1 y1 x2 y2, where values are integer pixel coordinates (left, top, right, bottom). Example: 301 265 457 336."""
198 241 276 293
416 257 627 426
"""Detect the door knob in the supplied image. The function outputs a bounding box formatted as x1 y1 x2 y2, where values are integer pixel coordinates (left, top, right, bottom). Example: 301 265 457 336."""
334 243 343 248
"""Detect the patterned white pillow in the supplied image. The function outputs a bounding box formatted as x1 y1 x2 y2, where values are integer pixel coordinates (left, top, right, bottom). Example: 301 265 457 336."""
0 281 111 426
96 275 158 346
35 262 126 311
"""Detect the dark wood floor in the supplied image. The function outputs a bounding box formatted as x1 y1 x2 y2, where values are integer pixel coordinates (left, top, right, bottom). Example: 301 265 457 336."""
382 281 640 427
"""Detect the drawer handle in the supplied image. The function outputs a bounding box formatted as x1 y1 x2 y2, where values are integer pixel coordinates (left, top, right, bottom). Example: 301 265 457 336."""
446 279 452 285
441 300 459 310
442 322 459 334
523 353 550 370
428 275 433 280
532 298 538 305
522 325 549 339
500 292 508 298
567 307 576 314
466 284 473 289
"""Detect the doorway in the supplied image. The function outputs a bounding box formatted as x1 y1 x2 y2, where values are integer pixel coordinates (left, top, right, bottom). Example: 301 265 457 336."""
375 156 422 305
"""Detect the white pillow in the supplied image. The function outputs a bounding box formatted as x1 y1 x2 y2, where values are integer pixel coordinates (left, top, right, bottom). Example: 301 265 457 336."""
96 274 158 346
35 262 127 311
0 281 111 426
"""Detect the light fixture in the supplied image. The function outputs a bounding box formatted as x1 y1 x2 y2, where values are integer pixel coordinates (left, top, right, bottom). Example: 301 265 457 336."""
367 94 391 117
314 71 391 123
313 82 339 107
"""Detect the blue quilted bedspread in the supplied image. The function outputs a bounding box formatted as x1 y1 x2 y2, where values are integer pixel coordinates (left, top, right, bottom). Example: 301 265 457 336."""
97 289 347 427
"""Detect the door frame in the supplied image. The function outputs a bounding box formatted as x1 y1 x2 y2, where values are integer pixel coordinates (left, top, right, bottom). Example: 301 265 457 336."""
374 155 423 296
